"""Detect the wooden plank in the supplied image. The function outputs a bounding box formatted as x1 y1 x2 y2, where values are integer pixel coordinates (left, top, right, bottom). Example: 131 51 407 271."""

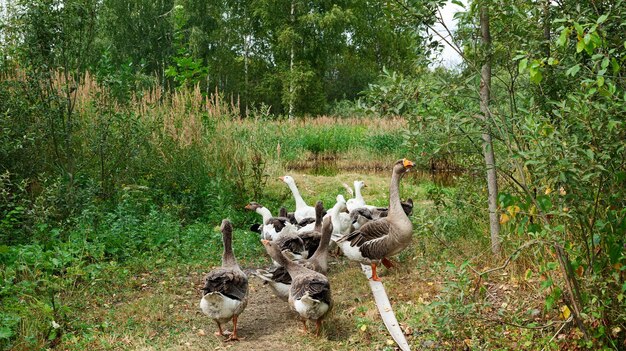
361 264 411 351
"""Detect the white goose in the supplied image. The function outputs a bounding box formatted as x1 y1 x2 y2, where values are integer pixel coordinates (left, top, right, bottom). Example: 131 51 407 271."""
245 202 298 241
346 180 367 212
326 195 353 249
279 175 316 222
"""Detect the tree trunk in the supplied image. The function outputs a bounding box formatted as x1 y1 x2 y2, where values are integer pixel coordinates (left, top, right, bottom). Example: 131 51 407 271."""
288 0 295 119
479 3 501 255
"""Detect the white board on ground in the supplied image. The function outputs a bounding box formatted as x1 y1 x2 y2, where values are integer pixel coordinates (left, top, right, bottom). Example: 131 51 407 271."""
361 264 411 351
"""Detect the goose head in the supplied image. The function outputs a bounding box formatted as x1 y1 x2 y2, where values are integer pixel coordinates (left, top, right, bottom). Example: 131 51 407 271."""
221 219 233 234
278 175 295 185
394 158 415 176
354 180 366 190
245 202 263 211
334 195 348 212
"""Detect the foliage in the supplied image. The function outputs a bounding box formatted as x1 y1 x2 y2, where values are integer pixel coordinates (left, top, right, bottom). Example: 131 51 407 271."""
370 0 626 348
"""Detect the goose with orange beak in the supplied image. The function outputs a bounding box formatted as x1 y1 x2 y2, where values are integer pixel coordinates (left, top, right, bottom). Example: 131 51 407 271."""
337 158 415 281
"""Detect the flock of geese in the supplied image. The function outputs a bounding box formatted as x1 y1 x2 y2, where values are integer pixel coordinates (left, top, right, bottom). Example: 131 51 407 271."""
200 158 416 341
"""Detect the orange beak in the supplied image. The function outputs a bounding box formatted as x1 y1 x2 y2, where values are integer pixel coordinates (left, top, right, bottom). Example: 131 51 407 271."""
403 159 415 168
261 239 270 246
278 176 285 182
245 204 252 210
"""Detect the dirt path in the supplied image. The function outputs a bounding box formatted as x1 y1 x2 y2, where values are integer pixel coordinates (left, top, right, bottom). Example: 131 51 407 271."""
188 262 368 351
212 274 300 350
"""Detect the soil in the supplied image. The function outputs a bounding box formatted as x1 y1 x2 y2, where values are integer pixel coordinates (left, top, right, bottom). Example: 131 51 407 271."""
193 267 359 351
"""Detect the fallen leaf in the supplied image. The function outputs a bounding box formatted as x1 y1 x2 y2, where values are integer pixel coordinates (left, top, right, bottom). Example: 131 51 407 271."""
560 305 571 320
500 213 510 224
197 329 206 336
360 324 367 332
575 265 584 277
612 326 621 336
386 339 394 345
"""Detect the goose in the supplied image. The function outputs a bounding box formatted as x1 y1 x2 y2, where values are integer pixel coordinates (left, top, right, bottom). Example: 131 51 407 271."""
327 195 353 245
200 220 248 341
349 207 374 230
261 239 332 336
371 198 414 219
346 180 367 212
337 159 415 281
256 216 333 301
273 234 308 262
279 175 316 222
245 202 297 240
279 207 298 225
297 201 325 256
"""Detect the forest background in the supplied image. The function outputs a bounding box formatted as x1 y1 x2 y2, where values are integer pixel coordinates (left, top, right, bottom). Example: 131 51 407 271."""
0 0 625 350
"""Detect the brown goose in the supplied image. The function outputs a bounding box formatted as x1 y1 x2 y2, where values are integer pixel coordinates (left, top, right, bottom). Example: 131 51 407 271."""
337 159 415 281
200 220 248 341
296 201 325 256
261 239 332 336
256 211 333 301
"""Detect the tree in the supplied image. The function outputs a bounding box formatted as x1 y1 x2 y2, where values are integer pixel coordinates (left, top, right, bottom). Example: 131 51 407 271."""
477 2 501 255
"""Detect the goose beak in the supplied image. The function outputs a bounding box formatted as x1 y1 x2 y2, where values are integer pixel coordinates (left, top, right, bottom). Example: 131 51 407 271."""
278 176 285 182
245 204 252 210
261 239 270 246
403 159 415 168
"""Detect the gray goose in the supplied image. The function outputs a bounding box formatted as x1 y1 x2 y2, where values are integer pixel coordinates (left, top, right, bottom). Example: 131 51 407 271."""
337 158 415 281
296 201 325 257
200 220 248 341
261 238 332 336
256 204 333 301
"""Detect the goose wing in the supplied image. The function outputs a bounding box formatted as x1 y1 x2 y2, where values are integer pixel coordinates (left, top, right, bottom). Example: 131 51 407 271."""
202 268 248 301
259 266 292 285
291 275 331 304
275 235 305 254
338 218 390 247
298 231 321 256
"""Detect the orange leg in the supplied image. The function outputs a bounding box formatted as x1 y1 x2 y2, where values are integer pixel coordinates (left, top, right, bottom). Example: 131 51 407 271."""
300 320 308 333
214 321 223 336
315 319 323 336
381 257 395 269
226 315 240 341
371 263 382 281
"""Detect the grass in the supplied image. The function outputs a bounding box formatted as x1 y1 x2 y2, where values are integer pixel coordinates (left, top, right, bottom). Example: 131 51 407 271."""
2 169 571 351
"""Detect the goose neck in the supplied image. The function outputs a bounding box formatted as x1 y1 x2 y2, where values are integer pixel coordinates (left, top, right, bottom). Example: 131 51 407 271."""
388 171 404 218
222 231 237 267
354 185 364 202
257 207 273 224
287 181 307 209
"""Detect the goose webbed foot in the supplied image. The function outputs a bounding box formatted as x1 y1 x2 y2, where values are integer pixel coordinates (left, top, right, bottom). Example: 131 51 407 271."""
371 263 382 282
224 315 240 341
214 322 225 336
